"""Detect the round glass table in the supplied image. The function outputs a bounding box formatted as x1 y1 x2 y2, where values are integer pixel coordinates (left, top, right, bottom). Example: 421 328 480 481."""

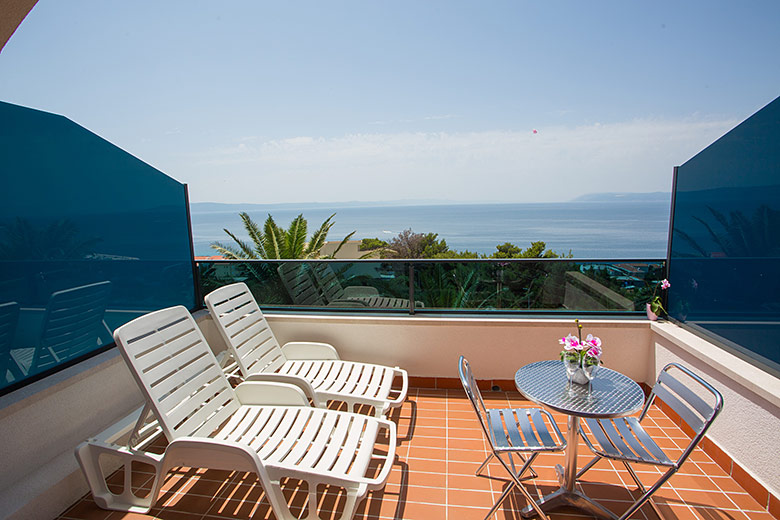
514 359 645 518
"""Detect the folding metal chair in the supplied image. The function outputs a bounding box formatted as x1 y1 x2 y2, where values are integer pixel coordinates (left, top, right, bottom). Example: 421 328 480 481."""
458 356 566 520
577 362 723 520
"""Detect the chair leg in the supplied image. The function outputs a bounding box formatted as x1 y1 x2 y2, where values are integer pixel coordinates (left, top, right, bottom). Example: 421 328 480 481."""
575 454 601 479
494 452 549 520
620 461 670 520
475 453 493 476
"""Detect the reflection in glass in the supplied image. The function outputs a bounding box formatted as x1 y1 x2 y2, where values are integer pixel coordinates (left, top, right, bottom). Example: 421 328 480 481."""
198 259 664 313
0 101 196 393
668 95 780 373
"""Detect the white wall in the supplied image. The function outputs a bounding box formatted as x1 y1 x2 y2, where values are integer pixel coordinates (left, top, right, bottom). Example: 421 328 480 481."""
261 314 655 384
0 349 143 520
651 321 780 500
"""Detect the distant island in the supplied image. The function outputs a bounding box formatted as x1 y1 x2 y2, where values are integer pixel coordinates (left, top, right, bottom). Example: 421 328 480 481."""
191 192 672 211
572 192 671 203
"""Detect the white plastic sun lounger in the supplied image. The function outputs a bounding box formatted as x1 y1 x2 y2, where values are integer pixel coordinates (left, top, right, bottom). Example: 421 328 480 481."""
75 305 396 520
204 282 408 418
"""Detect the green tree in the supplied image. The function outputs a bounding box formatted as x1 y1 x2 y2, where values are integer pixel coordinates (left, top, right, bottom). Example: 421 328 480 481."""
490 241 564 259
382 229 450 258
211 212 355 259
359 238 388 251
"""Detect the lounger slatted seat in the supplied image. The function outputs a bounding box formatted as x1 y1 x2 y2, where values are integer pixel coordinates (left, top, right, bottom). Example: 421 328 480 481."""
280 263 421 309
312 263 423 309
204 282 408 417
76 305 396 520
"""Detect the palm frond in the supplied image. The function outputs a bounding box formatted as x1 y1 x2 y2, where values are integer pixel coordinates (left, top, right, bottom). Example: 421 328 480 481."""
286 214 308 259
306 213 336 257
263 214 284 259
673 228 709 257
322 230 356 259
211 240 249 259
239 212 267 258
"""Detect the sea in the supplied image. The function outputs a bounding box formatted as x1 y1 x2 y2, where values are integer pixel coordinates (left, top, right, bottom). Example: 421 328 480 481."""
190 199 670 259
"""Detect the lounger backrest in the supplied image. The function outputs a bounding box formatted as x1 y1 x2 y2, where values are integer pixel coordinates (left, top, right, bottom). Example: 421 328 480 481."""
114 305 240 440
277 263 326 306
311 263 345 302
32 281 112 374
204 282 287 378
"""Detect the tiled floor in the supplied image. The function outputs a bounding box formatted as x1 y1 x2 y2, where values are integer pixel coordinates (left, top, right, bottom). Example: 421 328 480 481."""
58 388 776 520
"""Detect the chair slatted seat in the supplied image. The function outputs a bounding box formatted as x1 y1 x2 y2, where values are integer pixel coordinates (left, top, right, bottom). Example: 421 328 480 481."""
578 363 722 520
205 282 408 417
458 356 565 520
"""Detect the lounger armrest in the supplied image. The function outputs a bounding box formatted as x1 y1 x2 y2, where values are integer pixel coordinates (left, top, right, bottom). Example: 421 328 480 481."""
342 286 380 298
364 418 398 489
243 373 321 407
281 341 340 360
234 381 310 406
326 299 369 307
165 437 264 475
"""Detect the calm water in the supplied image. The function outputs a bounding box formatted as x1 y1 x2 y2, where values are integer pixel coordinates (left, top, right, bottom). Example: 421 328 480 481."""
190 201 670 259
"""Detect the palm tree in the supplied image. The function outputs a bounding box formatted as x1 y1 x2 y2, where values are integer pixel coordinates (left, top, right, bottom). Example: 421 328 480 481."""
211 212 355 259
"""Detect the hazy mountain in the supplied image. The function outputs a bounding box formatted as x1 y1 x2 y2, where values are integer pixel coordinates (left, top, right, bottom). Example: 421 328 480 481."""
572 192 671 203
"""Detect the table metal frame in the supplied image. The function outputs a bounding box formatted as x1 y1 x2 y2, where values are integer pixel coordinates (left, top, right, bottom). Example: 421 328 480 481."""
514 360 645 519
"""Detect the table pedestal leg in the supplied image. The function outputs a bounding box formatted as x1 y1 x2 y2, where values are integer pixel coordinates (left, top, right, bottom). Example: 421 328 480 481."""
521 415 617 519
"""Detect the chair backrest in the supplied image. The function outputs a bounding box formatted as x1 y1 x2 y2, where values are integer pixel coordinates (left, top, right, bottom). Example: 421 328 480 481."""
204 282 287 378
32 281 112 374
457 356 493 443
277 263 326 306
311 263 346 302
114 305 240 441
644 363 723 463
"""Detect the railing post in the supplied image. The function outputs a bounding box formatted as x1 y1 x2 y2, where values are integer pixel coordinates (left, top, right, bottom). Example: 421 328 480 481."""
408 263 415 315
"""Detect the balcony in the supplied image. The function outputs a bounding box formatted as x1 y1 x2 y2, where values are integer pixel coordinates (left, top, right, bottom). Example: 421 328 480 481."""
1 96 779 520
0 305 769 520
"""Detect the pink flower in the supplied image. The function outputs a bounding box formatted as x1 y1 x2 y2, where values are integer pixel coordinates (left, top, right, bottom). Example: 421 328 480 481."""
559 334 582 351
585 334 601 348
661 279 671 290
584 334 602 358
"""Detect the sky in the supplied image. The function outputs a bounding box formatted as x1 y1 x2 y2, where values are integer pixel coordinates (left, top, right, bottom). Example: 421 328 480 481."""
1 1 779 204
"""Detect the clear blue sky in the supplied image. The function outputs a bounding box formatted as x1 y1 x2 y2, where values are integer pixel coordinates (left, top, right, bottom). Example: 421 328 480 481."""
1 1 778 203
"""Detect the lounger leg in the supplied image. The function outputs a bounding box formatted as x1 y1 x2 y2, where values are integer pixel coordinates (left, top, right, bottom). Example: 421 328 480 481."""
75 441 164 513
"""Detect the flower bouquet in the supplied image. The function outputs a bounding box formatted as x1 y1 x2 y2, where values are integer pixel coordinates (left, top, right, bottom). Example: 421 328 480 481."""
559 319 602 386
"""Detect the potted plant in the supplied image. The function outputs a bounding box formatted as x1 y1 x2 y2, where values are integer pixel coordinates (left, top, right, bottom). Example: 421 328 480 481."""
559 319 602 385
646 279 671 321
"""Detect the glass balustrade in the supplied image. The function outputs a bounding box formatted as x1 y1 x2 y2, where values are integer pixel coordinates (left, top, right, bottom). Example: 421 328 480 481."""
197 259 665 314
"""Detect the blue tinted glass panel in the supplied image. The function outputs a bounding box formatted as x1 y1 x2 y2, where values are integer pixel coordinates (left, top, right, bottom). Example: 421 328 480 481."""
668 96 780 373
0 101 196 392
198 259 664 313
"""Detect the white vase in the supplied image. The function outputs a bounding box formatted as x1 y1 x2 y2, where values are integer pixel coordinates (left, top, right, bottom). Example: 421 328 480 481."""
646 303 658 321
571 368 589 385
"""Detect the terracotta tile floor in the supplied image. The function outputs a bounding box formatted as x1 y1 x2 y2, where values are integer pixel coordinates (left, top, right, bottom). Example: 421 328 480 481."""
58 388 776 520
